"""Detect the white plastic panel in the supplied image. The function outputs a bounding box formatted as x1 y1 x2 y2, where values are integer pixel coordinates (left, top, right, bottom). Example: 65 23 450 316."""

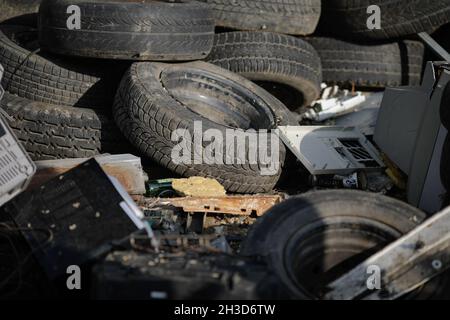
277 126 384 175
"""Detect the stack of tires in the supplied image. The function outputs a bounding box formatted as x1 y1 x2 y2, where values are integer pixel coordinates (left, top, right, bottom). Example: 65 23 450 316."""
310 0 450 89
0 0 323 194
203 0 324 111
0 24 135 157
314 1 450 205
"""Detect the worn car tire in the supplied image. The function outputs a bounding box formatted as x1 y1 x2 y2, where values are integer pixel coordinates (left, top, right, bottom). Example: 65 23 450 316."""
0 25 127 109
0 92 131 160
206 32 322 110
113 61 294 194
38 0 215 61
240 190 436 299
307 37 424 87
321 0 450 40
201 0 321 35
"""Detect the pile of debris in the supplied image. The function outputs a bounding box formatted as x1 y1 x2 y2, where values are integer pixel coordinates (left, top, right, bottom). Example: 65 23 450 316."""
0 0 450 300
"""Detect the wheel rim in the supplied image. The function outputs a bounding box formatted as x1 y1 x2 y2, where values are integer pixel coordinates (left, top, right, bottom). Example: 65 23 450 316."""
282 217 401 299
279 216 448 300
160 68 276 129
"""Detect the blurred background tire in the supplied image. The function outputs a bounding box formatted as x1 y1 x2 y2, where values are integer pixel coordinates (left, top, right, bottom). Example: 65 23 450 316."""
0 93 130 160
202 0 321 35
38 0 215 61
307 37 424 87
320 0 450 40
207 31 322 111
0 25 127 109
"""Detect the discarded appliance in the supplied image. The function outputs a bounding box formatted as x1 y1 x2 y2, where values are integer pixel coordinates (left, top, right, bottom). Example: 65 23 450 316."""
374 61 450 213
28 154 147 195
3 159 156 279
91 250 278 300
277 125 385 176
0 63 36 207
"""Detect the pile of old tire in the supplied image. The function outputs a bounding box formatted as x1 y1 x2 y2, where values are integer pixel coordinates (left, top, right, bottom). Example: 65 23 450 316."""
2 0 322 194
205 31 322 111
0 0 219 163
203 0 434 108
0 24 131 159
320 0 450 41
199 0 324 111
305 0 450 89
0 0 218 162
305 37 425 88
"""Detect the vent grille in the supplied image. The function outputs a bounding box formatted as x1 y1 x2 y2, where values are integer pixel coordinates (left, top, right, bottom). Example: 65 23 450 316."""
0 147 19 185
337 138 379 168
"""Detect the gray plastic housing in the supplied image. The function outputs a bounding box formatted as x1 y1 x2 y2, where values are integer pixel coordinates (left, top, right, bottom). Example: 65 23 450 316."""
0 64 36 206
374 62 449 213
277 125 384 175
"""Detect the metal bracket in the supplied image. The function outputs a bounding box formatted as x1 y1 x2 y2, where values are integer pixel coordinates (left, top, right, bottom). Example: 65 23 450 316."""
418 32 450 62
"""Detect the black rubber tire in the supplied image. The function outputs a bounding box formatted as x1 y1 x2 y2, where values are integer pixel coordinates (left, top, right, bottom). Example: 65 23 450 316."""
0 25 128 109
241 190 428 299
0 92 131 160
306 37 424 87
113 61 295 194
206 32 322 110
38 0 215 61
0 0 41 24
321 0 450 40
201 0 321 35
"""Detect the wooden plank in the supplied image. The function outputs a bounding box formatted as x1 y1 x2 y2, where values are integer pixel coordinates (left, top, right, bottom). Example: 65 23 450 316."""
135 195 283 216
166 195 283 216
